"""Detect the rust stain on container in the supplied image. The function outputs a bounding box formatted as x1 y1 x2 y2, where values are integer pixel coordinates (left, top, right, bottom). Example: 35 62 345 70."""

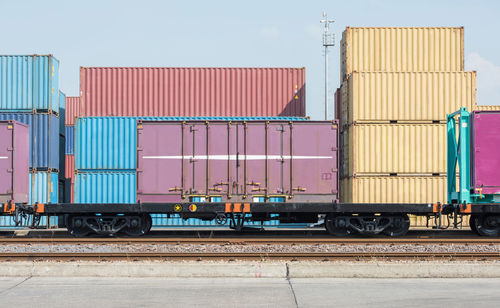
65 97 80 126
79 67 306 117
341 27 464 82
341 71 476 124
341 123 447 176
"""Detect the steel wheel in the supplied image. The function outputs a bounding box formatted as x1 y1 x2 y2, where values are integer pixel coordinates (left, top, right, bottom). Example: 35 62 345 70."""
66 215 90 237
382 214 410 237
472 215 500 237
469 215 478 234
325 214 351 236
123 214 151 236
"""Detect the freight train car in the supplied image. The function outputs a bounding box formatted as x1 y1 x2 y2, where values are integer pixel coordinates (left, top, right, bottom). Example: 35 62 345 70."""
0 118 446 237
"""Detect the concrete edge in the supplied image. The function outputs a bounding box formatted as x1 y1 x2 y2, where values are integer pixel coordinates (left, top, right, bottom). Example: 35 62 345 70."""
1 262 500 278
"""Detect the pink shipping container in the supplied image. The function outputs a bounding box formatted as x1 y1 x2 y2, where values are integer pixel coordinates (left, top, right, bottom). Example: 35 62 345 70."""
65 97 80 126
80 67 306 117
136 120 338 203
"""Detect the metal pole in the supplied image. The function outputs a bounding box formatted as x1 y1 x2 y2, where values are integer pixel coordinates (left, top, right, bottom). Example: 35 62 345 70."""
325 43 328 120
320 12 334 121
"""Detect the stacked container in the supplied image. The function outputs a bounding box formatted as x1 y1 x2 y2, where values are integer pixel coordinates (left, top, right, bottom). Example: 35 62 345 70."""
337 27 476 227
74 67 307 226
0 55 66 227
64 96 79 203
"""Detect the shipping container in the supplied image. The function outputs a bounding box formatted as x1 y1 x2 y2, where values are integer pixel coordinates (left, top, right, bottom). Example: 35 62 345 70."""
65 154 74 181
59 91 65 134
136 120 338 203
340 175 451 204
0 55 60 113
334 87 342 127
0 113 59 170
75 116 307 170
75 171 136 203
80 67 305 117
65 126 74 154
65 96 80 126
29 171 58 204
341 71 476 124
341 123 447 176
471 111 500 194
0 121 29 203
340 27 464 82
473 104 500 111
59 134 65 179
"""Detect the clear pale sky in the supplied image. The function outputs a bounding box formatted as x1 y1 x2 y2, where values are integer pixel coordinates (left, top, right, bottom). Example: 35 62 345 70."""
1 0 499 119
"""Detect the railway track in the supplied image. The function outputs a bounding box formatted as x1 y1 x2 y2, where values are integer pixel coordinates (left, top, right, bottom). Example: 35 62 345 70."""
0 237 498 245
0 252 498 261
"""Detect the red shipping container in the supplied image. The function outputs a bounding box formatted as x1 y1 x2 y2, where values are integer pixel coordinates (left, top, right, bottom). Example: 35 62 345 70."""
65 154 74 181
80 67 305 117
65 97 80 126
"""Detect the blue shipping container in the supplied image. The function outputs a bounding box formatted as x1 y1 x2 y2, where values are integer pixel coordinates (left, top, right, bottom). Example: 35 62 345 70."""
75 171 136 203
59 134 65 179
65 125 74 154
0 113 59 170
29 171 58 204
76 116 307 170
0 55 60 113
59 91 65 134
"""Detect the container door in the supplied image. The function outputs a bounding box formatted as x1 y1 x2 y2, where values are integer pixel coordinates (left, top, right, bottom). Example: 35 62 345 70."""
267 123 286 195
207 123 232 196
185 123 207 196
137 123 184 202
289 123 338 196
0 125 13 202
244 123 267 196
472 112 500 194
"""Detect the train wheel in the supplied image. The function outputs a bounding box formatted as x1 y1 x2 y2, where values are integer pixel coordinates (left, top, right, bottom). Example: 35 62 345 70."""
66 215 90 237
469 215 478 234
123 214 151 236
382 214 410 237
472 215 500 237
325 214 350 236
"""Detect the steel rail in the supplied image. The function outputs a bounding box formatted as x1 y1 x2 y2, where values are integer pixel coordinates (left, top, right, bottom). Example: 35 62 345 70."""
0 252 498 261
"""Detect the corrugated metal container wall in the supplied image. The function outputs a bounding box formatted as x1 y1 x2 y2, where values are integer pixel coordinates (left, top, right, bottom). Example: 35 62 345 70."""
59 91 65 134
340 27 464 82
65 126 74 154
59 134 65 179
340 176 451 204
29 171 58 204
473 104 500 111
65 96 80 126
342 72 476 124
75 171 136 203
341 123 447 176
80 67 306 117
65 155 74 180
334 87 342 127
75 116 307 170
0 121 29 203
0 113 59 170
0 55 60 112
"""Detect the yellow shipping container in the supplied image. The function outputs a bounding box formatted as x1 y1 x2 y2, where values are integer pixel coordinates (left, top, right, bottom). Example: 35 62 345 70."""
340 27 464 82
341 123 447 176
341 71 476 124
340 175 450 204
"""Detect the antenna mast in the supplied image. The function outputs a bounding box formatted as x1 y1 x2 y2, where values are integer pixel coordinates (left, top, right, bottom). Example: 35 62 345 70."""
320 12 335 120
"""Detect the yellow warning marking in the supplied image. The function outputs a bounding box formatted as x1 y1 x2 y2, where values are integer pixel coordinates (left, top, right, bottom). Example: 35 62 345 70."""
189 204 197 212
174 204 182 212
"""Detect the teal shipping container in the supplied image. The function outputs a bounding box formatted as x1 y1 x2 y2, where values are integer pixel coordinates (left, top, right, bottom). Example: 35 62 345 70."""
75 171 136 203
0 55 60 113
75 116 307 170
29 171 58 204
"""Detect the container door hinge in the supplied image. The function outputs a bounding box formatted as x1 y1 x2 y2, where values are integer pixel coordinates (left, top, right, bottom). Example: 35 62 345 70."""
7 169 13 173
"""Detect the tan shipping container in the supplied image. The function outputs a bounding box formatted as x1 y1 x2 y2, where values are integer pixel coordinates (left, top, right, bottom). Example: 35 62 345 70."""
340 27 464 82
340 175 450 204
341 71 476 124
473 104 500 111
340 123 447 176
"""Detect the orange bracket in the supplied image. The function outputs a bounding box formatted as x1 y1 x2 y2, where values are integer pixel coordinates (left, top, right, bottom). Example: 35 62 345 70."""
461 204 472 214
432 203 442 213
3 203 15 215
225 203 251 213
34 203 45 214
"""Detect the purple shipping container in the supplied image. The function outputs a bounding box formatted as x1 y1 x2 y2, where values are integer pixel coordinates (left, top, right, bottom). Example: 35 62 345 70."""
0 121 29 203
137 120 338 203
472 111 500 194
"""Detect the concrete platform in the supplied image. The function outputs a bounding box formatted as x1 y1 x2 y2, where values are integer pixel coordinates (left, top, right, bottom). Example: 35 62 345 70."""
0 277 499 307
1 261 500 278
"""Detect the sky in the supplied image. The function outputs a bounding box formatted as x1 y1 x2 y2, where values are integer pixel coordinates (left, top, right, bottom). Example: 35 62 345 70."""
1 0 499 119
